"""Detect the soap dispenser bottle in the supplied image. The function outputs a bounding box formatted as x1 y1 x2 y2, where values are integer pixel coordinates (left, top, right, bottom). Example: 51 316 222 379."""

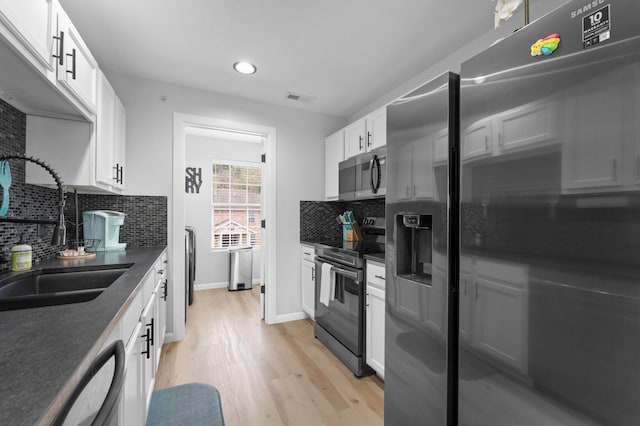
11 234 32 272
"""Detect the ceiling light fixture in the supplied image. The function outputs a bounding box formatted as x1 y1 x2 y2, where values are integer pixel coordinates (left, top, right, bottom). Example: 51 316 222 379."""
233 61 257 75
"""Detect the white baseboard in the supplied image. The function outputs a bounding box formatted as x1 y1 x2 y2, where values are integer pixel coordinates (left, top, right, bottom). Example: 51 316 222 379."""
195 278 261 291
271 311 308 324
194 282 227 291
163 331 178 343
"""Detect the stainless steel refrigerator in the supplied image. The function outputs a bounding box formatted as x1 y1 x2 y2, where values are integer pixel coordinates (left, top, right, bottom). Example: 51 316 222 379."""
386 71 460 425
386 1 640 425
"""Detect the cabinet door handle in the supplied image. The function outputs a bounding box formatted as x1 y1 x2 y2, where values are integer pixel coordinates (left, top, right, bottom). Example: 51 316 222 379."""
162 279 168 301
52 31 65 66
367 131 372 148
147 318 155 346
311 267 315 280
116 164 123 184
359 135 363 151
498 132 503 148
66 48 77 80
141 330 151 359
366 292 369 307
374 275 385 280
113 164 119 181
484 135 489 151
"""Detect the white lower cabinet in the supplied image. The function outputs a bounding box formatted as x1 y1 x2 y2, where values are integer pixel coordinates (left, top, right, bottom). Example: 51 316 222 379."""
120 322 143 426
325 130 344 200
116 251 168 425
365 260 385 379
140 291 157 416
300 245 315 319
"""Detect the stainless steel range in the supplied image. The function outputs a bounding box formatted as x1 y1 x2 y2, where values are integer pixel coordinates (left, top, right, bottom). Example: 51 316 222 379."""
313 216 384 377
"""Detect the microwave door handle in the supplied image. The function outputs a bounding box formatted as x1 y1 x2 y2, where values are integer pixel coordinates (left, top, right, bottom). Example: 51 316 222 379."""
370 155 381 193
369 156 376 192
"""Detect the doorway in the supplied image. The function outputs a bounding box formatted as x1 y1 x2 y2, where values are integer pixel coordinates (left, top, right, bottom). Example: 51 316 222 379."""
171 113 277 341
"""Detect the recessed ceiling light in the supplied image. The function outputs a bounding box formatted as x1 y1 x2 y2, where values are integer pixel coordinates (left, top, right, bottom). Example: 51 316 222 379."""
233 61 257 75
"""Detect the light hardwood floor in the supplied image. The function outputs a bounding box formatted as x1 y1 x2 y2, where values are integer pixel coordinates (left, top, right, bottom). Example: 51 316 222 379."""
155 287 384 425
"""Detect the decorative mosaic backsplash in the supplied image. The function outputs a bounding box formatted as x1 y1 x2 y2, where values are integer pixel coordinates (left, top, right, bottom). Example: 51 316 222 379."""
67 193 167 248
300 198 386 241
0 99 167 272
0 100 61 269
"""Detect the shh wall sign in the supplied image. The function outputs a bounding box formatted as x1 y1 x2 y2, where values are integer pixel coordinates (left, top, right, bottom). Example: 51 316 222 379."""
185 167 203 194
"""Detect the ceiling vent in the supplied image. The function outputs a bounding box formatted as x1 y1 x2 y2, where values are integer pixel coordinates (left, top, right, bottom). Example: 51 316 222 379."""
285 92 316 104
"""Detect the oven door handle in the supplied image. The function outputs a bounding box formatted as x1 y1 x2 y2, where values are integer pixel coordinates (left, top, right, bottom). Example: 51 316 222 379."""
331 265 362 283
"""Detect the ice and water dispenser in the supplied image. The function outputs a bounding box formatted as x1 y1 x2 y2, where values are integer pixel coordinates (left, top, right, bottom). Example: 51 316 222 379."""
83 210 127 251
395 213 432 284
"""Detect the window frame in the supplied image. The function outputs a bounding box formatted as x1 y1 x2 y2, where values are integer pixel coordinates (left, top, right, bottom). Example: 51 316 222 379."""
211 159 262 250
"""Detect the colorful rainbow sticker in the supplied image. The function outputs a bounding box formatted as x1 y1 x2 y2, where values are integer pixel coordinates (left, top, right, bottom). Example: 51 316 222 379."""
531 33 561 56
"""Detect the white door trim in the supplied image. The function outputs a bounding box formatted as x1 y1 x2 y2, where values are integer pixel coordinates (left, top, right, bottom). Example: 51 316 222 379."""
172 113 278 339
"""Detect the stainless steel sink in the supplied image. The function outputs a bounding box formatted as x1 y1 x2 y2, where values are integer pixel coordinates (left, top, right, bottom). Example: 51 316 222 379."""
0 266 130 311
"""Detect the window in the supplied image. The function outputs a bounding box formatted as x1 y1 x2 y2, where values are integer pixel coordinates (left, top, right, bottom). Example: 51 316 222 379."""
211 161 262 249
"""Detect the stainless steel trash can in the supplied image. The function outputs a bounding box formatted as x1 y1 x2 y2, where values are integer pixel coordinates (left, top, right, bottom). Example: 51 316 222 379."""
228 247 253 291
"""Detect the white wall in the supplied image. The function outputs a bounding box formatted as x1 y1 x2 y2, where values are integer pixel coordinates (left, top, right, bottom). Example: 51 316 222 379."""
348 0 563 123
185 134 263 287
108 72 347 325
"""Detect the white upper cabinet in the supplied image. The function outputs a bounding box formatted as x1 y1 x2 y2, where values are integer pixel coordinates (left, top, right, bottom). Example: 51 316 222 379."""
96 71 116 187
0 0 98 119
0 0 56 73
55 9 98 113
96 70 126 193
345 118 366 158
325 129 344 200
365 107 387 150
26 110 126 194
114 95 126 189
344 106 387 158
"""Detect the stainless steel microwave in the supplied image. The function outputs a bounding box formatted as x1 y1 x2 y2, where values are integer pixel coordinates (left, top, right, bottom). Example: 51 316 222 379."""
339 146 386 201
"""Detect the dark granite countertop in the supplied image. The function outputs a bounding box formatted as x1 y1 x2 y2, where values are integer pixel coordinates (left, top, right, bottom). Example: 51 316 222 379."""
0 246 166 426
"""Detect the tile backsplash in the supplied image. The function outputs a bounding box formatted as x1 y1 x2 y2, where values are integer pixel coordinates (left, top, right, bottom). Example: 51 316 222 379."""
300 198 385 241
0 99 167 272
